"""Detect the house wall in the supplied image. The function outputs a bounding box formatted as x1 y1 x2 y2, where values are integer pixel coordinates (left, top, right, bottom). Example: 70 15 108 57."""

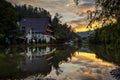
25 30 51 44
26 29 32 44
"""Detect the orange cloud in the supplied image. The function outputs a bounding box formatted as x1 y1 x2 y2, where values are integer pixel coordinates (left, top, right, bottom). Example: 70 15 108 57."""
73 26 89 32
76 4 95 16
69 12 76 15
67 19 89 32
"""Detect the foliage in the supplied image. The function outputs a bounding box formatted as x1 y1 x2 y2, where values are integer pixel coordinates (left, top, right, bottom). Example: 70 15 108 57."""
15 4 51 21
52 13 82 43
0 0 19 43
89 22 120 48
74 0 120 27
74 0 120 47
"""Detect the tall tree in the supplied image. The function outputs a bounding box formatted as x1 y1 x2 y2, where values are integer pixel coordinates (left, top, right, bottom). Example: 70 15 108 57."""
15 4 51 21
0 0 18 42
52 13 81 42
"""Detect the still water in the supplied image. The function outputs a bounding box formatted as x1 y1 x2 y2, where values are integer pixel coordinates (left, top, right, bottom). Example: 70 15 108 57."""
0 44 119 80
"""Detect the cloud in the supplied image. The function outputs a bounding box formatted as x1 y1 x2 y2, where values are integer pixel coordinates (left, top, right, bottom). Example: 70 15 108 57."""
78 0 95 5
68 18 88 27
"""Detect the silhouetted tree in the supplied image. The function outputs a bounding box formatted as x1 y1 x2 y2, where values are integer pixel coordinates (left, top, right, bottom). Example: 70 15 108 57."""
52 13 81 43
74 0 120 27
0 0 19 43
15 4 51 21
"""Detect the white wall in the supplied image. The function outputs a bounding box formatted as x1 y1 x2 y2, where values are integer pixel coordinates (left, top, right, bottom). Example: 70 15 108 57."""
25 29 51 43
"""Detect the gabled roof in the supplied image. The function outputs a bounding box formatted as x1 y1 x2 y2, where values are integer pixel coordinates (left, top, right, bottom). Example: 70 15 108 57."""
19 17 50 33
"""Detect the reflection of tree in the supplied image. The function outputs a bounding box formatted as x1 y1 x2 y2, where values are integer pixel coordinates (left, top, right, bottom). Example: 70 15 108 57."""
0 46 25 79
89 44 120 80
89 44 120 65
45 45 78 75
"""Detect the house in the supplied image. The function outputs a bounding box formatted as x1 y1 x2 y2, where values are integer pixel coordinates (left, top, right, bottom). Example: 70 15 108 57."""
18 17 54 44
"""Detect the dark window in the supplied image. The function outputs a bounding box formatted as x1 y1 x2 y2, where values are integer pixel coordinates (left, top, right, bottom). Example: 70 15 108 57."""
22 26 25 30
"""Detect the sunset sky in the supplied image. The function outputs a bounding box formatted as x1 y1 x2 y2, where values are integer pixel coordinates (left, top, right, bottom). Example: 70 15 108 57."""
7 0 95 32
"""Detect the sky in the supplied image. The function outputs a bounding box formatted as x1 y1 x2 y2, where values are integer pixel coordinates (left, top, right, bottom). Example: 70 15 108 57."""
7 0 95 32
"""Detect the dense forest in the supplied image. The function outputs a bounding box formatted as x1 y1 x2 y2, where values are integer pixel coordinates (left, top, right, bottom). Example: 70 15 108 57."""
15 4 51 21
0 0 81 44
89 23 120 48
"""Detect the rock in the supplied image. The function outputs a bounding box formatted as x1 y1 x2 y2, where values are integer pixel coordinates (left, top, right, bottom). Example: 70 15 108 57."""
110 67 120 80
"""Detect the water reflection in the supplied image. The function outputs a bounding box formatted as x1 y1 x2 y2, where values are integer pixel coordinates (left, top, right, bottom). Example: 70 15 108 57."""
0 46 25 79
0 45 77 79
49 51 115 80
89 44 120 80
89 44 120 65
25 47 56 60
0 44 118 80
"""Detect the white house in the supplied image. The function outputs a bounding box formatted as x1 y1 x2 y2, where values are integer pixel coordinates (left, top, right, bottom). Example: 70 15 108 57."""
18 17 54 44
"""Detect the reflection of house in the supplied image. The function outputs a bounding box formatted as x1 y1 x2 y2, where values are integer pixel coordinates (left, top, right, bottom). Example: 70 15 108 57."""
25 47 56 60
20 57 52 76
18 17 54 43
20 46 56 76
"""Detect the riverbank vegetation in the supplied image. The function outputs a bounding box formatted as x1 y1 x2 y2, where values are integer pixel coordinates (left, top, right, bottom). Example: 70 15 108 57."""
15 4 51 21
89 22 120 48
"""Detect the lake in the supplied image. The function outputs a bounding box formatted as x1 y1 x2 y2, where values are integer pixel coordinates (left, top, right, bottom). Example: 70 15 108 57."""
0 44 119 80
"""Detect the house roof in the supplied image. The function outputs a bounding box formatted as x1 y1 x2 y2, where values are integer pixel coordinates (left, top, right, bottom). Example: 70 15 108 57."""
19 17 50 33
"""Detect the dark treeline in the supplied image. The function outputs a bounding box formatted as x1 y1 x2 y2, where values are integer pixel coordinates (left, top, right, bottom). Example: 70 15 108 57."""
15 4 51 21
89 22 120 48
0 0 19 44
0 0 81 44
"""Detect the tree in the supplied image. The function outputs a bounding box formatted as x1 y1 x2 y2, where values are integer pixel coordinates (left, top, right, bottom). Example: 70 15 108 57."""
52 13 68 39
74 0 120 27
0 0 19 43
15 4 51 21
52 13 81 43
74 0 120 46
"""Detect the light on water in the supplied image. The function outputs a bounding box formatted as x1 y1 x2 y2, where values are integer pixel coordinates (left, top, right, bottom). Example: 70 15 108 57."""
74 52 115 67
